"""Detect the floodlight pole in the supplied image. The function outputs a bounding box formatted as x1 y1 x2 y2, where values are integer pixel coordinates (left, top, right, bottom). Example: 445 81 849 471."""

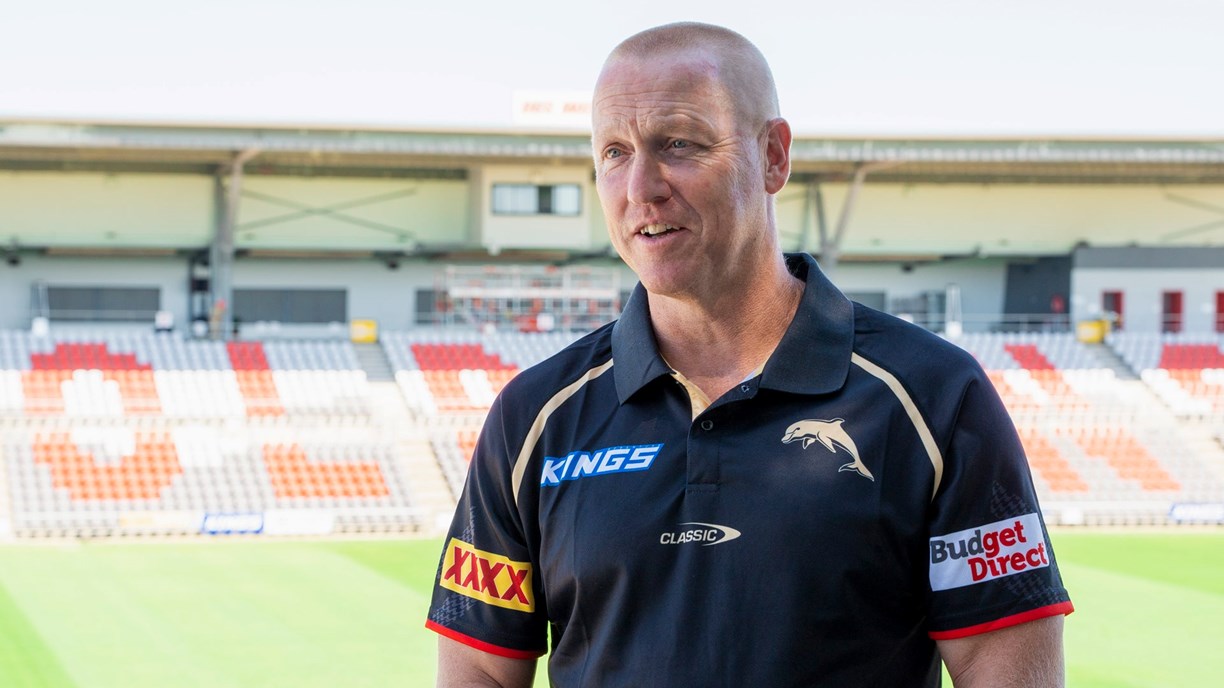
212 148 260 340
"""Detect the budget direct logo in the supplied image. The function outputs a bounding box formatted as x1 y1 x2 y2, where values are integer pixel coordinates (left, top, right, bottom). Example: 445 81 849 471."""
439 538 534 612
929 513 1049 591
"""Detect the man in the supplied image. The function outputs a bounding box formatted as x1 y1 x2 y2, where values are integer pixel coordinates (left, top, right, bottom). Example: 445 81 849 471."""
428 22 1072 687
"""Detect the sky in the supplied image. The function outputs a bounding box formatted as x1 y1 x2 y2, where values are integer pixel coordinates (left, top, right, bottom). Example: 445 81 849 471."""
2 0 1222 137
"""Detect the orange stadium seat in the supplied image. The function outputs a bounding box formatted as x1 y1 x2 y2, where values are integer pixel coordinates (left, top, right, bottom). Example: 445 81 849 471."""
20 370 69 414
1069 427 1180 492
3 332 417 536
457 429 479 462
485 368 519 394
262 443 389 500
231 370 283 416
32 432 183 501
1017 427 1089 493
22 343 165 415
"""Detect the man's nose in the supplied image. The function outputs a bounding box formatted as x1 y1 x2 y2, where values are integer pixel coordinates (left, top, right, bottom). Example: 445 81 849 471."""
627 153 671 205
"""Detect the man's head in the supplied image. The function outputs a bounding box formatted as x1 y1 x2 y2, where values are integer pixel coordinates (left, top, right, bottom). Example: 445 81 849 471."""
602 23 780 133
591 23 792 303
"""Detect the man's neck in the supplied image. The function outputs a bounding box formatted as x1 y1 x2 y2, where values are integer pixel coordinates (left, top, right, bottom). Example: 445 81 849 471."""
648 259 804 403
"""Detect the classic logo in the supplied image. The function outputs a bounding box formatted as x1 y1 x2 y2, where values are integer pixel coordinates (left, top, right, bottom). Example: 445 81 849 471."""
439 538 534 612
782 418 874 481
540 443 662 487
928 513 1049 591
659 522 742 546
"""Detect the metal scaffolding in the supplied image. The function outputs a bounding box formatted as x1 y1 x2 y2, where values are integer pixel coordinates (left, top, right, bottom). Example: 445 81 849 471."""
437 264 622 332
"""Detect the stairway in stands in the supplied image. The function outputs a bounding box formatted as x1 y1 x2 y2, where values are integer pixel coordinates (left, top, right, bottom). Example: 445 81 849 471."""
367 381 456 534
1178 423 1224 485
353 343 396 382
1084 342 1139 380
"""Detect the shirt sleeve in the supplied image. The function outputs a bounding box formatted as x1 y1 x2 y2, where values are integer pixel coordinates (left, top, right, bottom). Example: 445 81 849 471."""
924 369 1074 639
425 395 549 658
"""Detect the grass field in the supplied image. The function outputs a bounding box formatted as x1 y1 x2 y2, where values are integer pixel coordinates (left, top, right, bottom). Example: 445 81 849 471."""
0 530 1220 687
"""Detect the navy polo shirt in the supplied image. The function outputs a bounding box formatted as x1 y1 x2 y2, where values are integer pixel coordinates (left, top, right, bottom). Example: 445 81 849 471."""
427 253 1072 687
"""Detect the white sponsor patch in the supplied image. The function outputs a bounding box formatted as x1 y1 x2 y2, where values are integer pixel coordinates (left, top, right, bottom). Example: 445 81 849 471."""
1169 502 1224 523
929 513 1049 591
201 512 264 535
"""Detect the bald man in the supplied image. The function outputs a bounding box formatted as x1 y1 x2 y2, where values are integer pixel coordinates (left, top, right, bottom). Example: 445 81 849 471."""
428 23 1072 687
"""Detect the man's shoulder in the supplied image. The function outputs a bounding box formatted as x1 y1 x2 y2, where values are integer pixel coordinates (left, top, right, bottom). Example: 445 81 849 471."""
499 323 616 403
850 302 983 382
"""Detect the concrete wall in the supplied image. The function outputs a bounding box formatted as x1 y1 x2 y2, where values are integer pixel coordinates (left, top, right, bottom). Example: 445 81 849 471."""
1070 247 1224 333
239 176 468 250
1072 269 1223 333
0 170 470 253
774 182 1224 256
476 164 598 252
5 251 1215 338
0 254 188 329
6 166 1224 335
1 251 1017 334
1 170 214 248
7 169 1224 259
0 254 449 332
829 258 1010 328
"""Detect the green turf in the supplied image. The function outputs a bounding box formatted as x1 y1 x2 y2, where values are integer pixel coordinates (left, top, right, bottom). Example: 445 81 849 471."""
1053 531 1224 688
0 531 1219 687
0 576 75 688
1052 530 1224 596
0 540 440 687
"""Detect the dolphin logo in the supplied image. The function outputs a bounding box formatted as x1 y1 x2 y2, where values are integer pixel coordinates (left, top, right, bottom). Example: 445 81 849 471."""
782 418 875 481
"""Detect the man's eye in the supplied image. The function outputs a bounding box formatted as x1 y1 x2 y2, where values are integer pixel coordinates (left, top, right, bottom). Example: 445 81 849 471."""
669 140 689 149
604 148 623 159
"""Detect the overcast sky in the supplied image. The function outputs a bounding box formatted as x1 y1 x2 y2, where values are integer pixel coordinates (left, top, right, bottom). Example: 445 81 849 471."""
2 0 1221 137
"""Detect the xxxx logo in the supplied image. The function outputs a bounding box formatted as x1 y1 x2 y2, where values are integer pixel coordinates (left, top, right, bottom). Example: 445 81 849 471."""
439 538 534 613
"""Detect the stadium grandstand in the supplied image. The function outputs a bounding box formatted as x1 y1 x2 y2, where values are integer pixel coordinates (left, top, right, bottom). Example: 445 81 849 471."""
1 118 1223 538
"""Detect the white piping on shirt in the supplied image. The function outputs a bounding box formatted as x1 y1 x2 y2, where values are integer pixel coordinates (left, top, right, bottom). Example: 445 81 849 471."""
511 359 616 508
850 352 945 500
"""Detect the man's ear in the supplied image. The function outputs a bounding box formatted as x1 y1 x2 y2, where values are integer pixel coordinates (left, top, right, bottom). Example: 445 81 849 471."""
763 117 792 194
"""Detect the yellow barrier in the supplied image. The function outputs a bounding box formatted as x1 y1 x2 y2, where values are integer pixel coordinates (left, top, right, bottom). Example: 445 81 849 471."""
350 319 378 343
1076 319 1109 344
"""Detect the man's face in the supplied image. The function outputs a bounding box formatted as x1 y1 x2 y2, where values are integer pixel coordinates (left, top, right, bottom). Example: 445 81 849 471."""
592 53 773 302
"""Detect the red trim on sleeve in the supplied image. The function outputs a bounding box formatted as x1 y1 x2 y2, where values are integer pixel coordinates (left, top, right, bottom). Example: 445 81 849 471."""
928 601 1074 640
425 620 545 660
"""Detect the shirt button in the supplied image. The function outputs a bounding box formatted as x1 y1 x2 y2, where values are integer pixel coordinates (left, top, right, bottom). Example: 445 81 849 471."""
700 420 714 431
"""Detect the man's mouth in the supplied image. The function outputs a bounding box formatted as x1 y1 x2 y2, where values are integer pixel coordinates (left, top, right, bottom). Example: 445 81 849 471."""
639 223 680 237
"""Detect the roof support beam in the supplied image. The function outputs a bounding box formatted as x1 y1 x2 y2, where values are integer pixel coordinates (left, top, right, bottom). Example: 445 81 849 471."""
819 161 901 277
211 148 260 340
800 178 828 256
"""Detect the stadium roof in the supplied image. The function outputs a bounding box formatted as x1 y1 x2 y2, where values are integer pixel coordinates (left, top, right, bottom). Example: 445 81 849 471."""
2 119 1224 184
